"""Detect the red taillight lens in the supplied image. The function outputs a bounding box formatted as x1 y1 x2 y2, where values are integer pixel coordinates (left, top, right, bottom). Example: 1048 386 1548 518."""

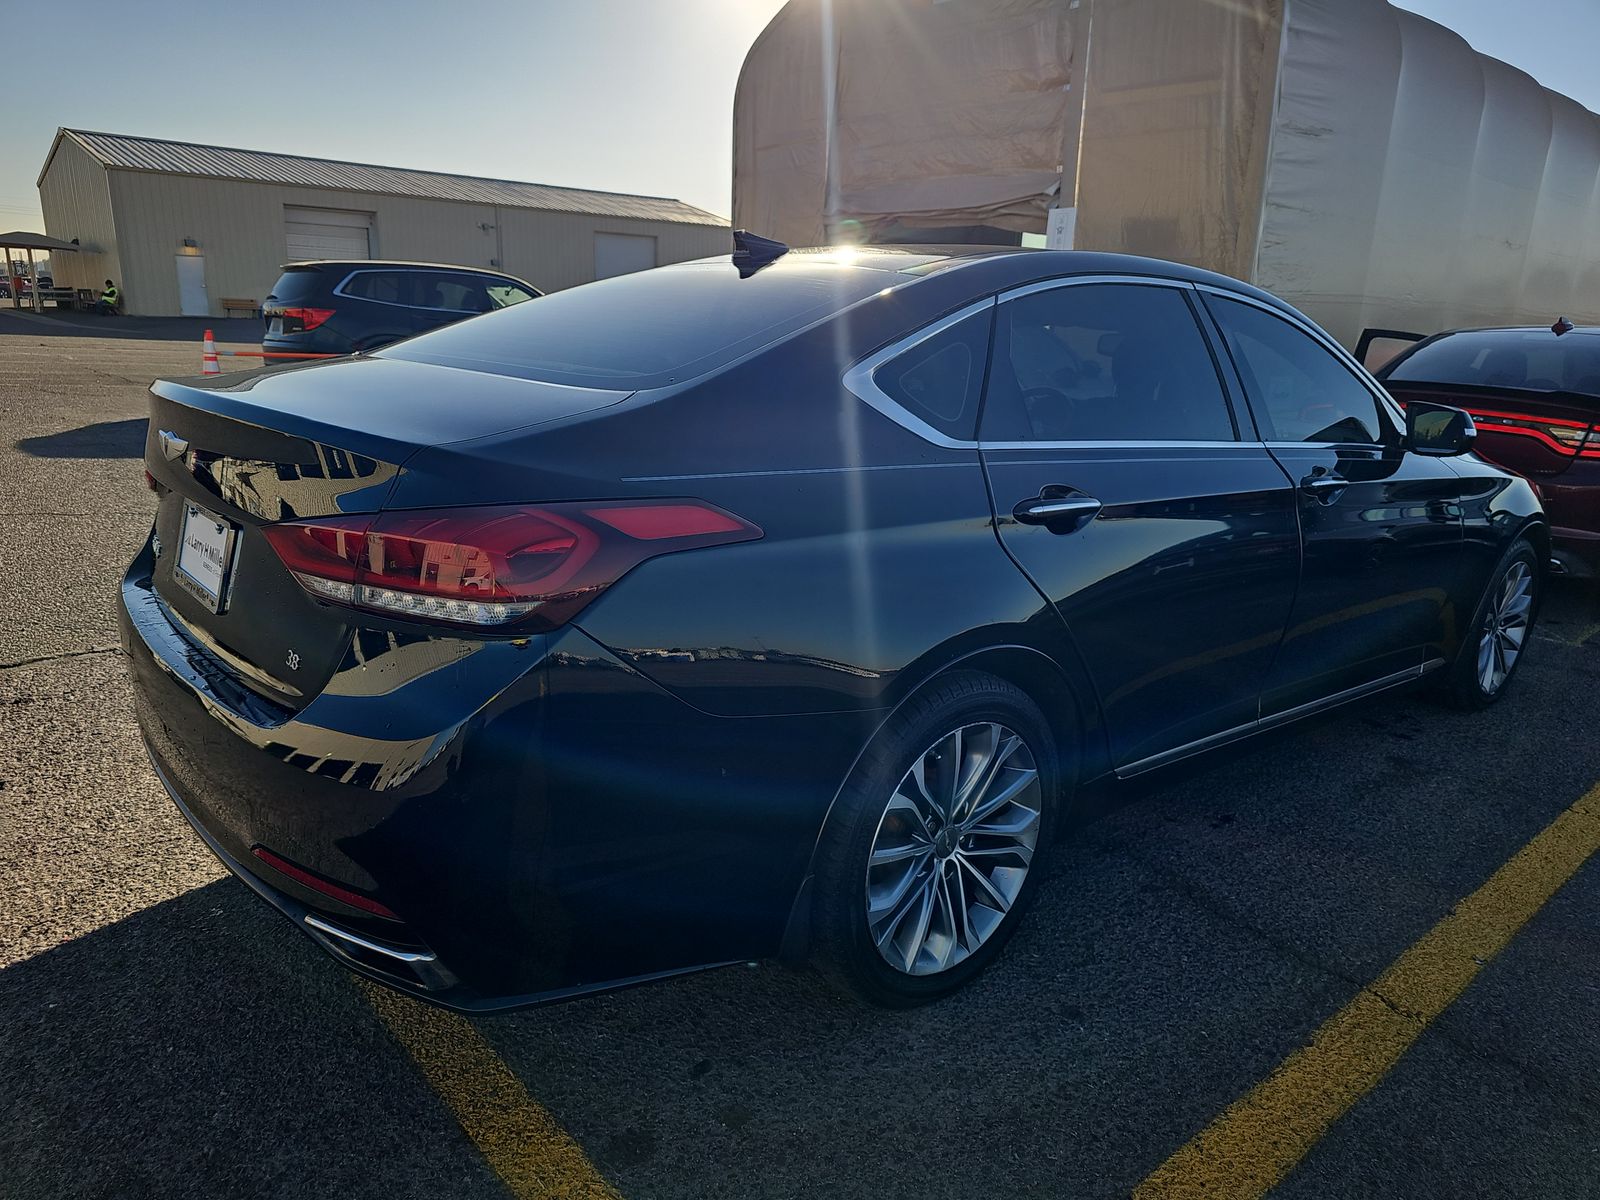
1451 406 1600 457
282 306 335 331
262 500 761 630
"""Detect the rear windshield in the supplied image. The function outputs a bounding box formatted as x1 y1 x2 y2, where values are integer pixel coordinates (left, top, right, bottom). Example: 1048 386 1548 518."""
267 268 327 304
1386 330 1600 397
378 261 892 388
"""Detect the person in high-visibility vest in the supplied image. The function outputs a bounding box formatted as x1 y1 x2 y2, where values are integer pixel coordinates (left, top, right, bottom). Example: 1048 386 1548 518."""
95 279 120 315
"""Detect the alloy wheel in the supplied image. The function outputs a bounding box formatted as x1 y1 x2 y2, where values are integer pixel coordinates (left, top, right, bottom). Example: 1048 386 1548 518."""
1477 560 1534 695
865 722 1042 976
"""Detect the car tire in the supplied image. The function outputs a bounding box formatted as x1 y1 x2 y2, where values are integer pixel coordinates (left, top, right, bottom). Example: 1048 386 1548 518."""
811 671 1063 1007
1442 536 1541 711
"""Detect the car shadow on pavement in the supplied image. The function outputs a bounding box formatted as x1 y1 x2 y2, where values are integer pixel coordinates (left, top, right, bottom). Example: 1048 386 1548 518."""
0 837 1342 1200
16 419 146 459
0 881 506 1200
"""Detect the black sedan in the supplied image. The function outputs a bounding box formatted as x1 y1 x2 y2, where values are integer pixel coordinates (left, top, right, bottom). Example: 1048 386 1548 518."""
120 243 1545 1010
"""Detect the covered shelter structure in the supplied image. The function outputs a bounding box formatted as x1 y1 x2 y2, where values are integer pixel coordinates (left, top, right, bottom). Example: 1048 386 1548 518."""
734 0 1600 347
0 231 79 312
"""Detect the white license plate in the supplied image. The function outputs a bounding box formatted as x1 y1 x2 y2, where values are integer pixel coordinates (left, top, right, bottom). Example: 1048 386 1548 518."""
268 317 283 336
175 502 237 612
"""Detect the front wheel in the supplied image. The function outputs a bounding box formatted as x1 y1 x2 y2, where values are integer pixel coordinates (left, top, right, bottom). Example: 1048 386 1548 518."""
1443 538 1540 710
811 672 1063 1007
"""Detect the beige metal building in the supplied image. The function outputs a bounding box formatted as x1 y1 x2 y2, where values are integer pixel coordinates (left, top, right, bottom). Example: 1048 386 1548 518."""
38 128 731 318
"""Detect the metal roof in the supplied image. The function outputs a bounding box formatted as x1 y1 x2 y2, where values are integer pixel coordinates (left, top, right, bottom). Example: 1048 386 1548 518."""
0 231 80 252
45 129 728 227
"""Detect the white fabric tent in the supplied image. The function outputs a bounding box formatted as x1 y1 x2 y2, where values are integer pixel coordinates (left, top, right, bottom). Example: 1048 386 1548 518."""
733 0 1600 346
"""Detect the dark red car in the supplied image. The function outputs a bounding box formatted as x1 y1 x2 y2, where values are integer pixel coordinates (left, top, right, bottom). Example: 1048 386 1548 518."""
1368 321 1600 578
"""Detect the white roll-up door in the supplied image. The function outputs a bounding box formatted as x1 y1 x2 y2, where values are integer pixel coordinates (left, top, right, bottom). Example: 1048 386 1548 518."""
594 232 656 280
284 207 373 262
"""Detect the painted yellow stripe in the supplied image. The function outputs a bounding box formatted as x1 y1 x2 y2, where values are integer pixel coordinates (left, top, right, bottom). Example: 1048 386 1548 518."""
361 980 620 1200
1136 781 1600 1200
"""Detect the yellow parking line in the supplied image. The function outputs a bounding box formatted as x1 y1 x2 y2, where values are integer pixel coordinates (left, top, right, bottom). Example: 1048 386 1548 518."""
360 980 620 1200
1136 781 1600 1200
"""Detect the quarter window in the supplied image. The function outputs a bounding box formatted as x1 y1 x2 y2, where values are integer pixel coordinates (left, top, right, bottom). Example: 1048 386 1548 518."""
979 284 1236 442
484 280 538 309
1209 297 1387 445
873 309 992 440
418 273 496 313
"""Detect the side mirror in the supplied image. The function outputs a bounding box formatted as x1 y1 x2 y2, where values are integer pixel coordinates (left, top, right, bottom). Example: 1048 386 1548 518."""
1406 400 1476 457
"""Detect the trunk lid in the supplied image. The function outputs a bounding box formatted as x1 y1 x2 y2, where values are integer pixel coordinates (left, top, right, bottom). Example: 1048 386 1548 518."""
144 356 631 706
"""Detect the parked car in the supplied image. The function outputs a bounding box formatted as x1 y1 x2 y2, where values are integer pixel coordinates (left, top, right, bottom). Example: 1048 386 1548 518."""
122 244 1545 1012
261 260 540 357
1368 321 1600 578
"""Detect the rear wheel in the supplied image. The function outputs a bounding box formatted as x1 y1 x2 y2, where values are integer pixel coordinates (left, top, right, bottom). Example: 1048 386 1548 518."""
812 672 1062 1007
1443 538 1540 710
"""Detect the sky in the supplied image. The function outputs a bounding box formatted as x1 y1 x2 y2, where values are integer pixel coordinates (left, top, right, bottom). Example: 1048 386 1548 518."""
1 0 1597 235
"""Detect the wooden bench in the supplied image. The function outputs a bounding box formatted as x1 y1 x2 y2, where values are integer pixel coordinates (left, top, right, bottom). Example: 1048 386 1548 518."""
221 297 259 318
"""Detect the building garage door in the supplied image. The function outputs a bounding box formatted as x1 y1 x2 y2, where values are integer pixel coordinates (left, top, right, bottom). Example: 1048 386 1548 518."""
284 206 372 262
594 232 656 280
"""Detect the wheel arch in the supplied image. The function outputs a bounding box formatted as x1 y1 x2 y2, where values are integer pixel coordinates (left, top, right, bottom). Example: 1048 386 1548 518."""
778 637 1103 962
1518 515 1552 574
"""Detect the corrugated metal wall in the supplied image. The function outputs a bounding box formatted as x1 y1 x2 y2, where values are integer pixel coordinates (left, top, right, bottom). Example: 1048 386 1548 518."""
38 137 121 296
53 169 728 317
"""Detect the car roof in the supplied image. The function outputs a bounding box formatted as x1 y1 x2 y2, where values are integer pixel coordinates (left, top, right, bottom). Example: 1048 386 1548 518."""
279 259 533 282
1429 325 1600 337
685 244 1294 314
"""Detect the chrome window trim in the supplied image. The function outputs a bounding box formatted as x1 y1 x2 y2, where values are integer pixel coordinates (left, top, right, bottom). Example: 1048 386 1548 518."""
1194 283 1407 440
997 272 1199 304
981 439 1269 451
845 273 1265 452
843 297 997 450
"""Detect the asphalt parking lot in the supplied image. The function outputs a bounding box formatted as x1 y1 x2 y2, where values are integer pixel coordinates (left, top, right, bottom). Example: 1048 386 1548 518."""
4 312 1600 1200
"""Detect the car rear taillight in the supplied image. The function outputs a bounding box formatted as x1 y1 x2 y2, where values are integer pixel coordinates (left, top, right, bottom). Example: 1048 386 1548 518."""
1458 406 1600 457
279 306 335 332
261 500 761 630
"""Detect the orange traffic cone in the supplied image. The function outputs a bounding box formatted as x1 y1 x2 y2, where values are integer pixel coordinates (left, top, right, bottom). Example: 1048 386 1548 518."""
202 329 220 375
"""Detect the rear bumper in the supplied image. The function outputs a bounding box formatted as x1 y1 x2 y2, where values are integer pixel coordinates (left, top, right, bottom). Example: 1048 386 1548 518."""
1510 466 1600 578
1548 525 1600 578
262 330 354 357
119 548 869 1010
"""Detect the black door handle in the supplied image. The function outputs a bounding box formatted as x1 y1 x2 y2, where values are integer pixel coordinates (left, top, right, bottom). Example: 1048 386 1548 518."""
1013 488 1103 530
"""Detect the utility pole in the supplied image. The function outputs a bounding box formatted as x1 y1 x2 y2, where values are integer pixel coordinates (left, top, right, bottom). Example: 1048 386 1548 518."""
1053 0 1095 249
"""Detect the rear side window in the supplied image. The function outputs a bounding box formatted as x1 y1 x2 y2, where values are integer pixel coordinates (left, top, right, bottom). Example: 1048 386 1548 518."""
485 280 538 308
340 271 417 306
872 309 992 440
381 261 894 388
1209 297 1386 444
980 283 1236 442
416 272 495 313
